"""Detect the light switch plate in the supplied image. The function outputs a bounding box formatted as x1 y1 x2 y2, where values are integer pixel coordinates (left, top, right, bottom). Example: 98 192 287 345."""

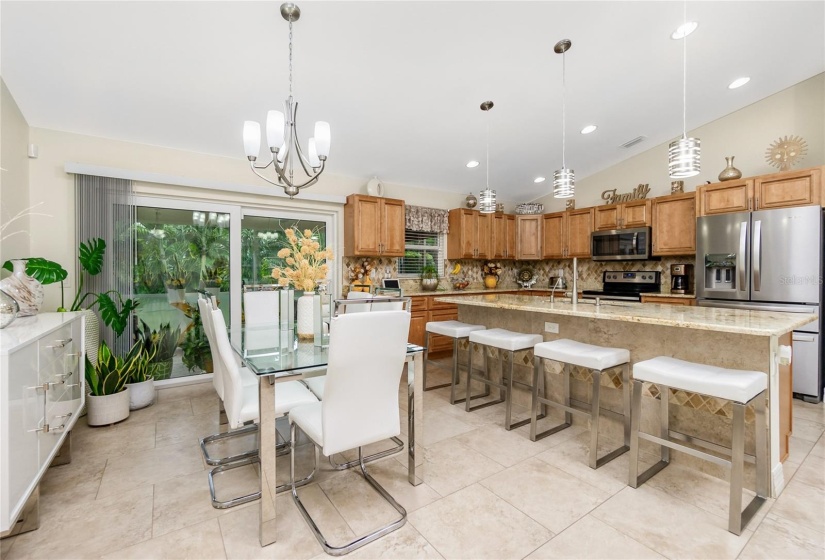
545 322 559 334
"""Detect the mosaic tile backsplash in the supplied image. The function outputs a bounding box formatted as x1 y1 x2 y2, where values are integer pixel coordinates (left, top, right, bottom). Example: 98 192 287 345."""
342 256 695 294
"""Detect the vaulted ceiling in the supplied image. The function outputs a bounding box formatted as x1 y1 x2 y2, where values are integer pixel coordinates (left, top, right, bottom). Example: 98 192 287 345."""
2 1 823 201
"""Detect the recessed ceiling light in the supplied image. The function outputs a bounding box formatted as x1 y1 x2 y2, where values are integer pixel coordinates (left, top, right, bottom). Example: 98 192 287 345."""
671 21 698 40
728 77 750 89
534 177 546 183
580 125 597 135
466 160 479 168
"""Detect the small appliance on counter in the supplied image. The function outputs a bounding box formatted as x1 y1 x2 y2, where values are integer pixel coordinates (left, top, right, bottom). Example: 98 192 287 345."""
547 267 567 290
581 271 661 302
670 263 694 294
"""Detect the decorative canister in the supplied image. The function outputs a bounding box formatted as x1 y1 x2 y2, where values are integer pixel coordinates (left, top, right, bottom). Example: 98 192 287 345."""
297 293 315 340
465 193 478 209
718 156 742 182
0 289 19 329
0 259 44 316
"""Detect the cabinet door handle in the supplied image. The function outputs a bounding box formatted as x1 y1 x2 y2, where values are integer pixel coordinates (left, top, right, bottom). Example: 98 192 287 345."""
27 380 64 392
47 338 72 349
29 423 49 433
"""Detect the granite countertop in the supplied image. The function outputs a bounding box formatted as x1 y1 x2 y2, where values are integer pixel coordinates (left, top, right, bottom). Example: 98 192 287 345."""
640 292 696 299
404 286 567 297
433 293 813 336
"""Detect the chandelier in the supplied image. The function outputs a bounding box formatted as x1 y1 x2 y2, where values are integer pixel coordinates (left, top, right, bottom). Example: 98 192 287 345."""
242 3 330 198
553 39 574 198
478 101 496 214
668 2 700 178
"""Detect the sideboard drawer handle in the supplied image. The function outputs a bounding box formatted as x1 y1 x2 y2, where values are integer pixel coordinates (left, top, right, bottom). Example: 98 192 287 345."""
47 338 72 349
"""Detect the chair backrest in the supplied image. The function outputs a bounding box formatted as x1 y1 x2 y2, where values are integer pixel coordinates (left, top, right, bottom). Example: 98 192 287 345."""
345 290 373 313
244 290 280 326
197 296 223 399
321 310 410 456
369 296 404 312
211 309 252 429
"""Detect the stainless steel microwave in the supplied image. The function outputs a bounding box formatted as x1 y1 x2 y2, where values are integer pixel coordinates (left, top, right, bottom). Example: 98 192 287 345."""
591 227 653 261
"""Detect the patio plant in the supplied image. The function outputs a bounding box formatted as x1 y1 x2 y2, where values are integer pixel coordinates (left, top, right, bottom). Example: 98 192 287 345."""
134 320 181 380
181 306 212 373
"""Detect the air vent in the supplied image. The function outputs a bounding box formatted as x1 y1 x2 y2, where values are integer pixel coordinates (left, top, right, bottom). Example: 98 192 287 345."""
620 136 646 149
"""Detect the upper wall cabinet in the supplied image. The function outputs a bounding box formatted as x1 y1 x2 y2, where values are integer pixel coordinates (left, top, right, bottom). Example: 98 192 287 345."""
447 209 492 259
652 192 696 256
344 194 405 257
493 213 516 260
540 208 594 259
593 199 652 231
698 166 823 216
516 215 543 260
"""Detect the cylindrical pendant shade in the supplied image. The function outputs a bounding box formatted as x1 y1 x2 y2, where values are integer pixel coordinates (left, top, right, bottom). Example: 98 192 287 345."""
266 110 285 150
243 121 261 161
553 168 575 198
478 188 496 213
308 138 321 168
668 137 701 178
314 121 331 158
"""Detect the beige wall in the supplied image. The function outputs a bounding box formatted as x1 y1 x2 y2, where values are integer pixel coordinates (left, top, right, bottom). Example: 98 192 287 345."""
0 79 31 264
534 73 825 212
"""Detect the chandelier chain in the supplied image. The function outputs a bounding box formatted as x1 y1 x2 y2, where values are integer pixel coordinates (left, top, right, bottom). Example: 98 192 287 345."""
289 19 294 98
486 119 490 190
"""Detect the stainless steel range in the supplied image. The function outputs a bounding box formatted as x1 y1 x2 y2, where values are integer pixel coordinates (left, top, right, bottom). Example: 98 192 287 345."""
582 271 661 302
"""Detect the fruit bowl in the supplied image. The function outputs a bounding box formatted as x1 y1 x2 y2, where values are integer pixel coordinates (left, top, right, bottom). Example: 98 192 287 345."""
453 281 470 290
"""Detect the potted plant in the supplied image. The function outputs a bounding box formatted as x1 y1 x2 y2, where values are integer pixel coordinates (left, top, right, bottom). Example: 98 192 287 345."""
85 340 136 425
135 320 181 380
181 306 213 373
420 265 439 291
165 254 188 303
124 346 156 410
201 261 226 299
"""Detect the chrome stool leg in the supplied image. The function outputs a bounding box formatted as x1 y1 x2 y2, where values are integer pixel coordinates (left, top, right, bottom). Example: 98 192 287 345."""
450 337 489 405
423 332 451 392
630 382 671 487
465 342 502 412
531 361 574 441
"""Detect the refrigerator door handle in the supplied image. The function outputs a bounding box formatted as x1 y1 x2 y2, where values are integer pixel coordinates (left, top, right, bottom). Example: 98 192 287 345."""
753 220 762 292
738 221 748 292
793 333 816 343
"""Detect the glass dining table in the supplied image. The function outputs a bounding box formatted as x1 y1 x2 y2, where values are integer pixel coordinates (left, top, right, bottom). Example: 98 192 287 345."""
230 324 425 547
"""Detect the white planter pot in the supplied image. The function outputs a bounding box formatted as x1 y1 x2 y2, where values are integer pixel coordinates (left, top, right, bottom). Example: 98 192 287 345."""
87 388 131 426
297 293 314 340
126 379 155 410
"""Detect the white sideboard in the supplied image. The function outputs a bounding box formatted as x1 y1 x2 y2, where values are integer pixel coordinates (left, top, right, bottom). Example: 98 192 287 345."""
0 312 85 534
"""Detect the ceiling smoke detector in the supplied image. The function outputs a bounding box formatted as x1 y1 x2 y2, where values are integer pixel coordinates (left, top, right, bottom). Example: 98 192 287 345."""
620 136 647 149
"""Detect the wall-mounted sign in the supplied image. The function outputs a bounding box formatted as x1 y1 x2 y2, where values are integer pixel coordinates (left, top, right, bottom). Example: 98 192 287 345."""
601 183 651 205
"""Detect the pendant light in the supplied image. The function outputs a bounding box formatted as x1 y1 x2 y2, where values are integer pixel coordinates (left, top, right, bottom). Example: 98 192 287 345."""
668 2 701 178
478 101 497 213
553 39 574 198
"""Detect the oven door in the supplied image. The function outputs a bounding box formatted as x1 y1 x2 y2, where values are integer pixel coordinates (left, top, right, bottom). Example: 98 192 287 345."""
591 227 652 261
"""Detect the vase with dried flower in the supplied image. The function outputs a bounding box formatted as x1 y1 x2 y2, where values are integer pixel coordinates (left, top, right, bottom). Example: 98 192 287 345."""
482 261 503 289
271 228 333 340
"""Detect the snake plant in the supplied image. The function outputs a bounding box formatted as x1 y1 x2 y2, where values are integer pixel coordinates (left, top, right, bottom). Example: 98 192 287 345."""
85 340 152 396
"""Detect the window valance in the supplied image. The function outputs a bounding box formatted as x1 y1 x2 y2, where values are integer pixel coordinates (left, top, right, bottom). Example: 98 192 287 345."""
405 205 449 234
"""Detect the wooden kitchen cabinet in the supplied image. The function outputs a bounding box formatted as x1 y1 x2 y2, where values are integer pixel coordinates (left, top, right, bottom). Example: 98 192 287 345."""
344 194 405 257
516 215 543 260
652 192 696 256
408 295 459 354
493 213 516 259
593 200 652 230
697 179 754 215
409 310 427 347
697 166 823 216
447 209 492 259
540 208 593 259
755 167 822 210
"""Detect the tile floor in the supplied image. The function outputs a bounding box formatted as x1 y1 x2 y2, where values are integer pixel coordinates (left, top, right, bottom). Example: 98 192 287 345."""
2 359 824 560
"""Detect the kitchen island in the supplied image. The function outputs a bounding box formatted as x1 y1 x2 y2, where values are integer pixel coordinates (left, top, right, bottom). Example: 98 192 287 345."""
435 293 816 497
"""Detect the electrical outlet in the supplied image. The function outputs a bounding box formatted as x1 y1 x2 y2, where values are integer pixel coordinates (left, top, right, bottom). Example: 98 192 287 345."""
544 322 559 334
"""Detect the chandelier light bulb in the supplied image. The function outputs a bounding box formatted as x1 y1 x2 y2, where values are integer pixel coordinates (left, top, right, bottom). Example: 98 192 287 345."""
277 143 287 163
243 121 261 161
314 121 331 158
266 110 285 150
308 138 321 168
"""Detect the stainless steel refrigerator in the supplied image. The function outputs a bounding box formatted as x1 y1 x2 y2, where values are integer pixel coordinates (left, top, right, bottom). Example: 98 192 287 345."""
696 205 823 402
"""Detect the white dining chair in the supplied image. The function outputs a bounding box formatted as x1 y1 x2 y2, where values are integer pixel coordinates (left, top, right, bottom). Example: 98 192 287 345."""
243 290 282 351
205 309 319 508
288 309 411 555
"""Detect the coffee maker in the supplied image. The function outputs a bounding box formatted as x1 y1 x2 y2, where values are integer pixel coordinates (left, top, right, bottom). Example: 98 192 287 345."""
670 263 694 294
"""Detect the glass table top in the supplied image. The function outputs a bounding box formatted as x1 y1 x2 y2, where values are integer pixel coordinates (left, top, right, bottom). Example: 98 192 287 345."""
231 323 423 377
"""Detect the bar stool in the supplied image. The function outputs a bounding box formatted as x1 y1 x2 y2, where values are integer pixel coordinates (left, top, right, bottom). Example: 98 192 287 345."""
466 328 544 430
424 320 487 404
531 339 631 469
628 356 768 535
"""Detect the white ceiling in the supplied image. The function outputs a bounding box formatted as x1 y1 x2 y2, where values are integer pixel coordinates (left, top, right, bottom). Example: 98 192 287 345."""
2 1 824 202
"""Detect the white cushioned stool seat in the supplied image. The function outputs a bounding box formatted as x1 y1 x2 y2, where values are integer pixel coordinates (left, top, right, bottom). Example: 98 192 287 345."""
426 320 486 339
274 381 319 416
534 339 630 371
634 356 766 404
304 376 326 400
469 328 543 352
